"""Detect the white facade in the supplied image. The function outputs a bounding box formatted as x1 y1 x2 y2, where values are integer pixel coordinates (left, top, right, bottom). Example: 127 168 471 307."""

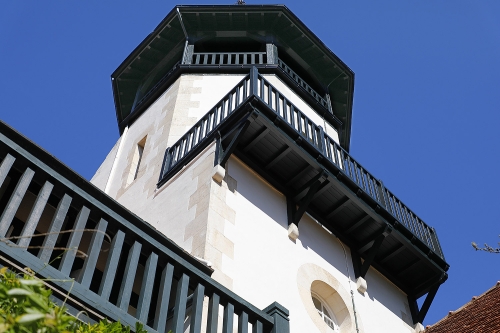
91 73 416 333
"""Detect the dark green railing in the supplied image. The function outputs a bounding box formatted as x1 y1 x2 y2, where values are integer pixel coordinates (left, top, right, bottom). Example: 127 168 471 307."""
0 122 288 333
160 67 444 260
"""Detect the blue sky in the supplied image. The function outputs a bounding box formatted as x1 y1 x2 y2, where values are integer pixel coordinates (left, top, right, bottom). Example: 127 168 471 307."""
1 0 499 326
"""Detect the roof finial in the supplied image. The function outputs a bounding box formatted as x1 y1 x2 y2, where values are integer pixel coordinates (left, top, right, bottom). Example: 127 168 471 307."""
236 0 246 4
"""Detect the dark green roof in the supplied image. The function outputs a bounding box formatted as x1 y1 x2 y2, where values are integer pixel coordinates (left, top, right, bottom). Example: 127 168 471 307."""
112 5 354 150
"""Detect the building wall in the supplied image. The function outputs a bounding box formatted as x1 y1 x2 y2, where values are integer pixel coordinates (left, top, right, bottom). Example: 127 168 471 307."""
212 156 415 333
90 73 412 332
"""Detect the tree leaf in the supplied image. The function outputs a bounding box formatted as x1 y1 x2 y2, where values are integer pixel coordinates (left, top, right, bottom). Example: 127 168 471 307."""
16 312 45 323
7 288 32 296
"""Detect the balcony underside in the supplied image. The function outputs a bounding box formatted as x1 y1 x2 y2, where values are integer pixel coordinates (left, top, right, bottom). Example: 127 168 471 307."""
161 96 448 300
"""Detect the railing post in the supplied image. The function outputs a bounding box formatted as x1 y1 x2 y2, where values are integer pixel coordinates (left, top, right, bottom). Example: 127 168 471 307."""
182 44 194 65
318 126 326 156
263 302 290 333
160 147 172 179
249 66 259 97
377 180 388 209
326 93 334 115
266 44 278 64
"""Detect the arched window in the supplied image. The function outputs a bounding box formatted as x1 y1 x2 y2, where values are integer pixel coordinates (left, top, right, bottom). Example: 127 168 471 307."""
311 293 339 331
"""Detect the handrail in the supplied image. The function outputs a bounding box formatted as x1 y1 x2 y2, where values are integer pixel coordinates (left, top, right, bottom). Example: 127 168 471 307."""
0 123 279 333
159 68 444 259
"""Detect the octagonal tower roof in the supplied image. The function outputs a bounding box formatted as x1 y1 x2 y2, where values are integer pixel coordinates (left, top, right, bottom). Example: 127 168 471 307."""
112 4 355 150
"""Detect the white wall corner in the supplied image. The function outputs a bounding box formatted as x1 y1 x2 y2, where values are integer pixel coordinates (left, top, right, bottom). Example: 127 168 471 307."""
356 277 367 294
288 223 299 241
414 322 425 333
212 164 225 183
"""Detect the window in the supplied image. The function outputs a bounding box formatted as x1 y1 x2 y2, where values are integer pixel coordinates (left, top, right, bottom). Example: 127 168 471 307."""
312 293 339 331
126 136 146 186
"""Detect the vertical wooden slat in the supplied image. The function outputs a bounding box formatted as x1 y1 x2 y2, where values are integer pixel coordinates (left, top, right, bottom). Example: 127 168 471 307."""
58 205 90 275
77 218 108 288
18 181 53 249
190 283 205 333
207 293 220 333
238 311 249 333
172 273 190 333
98 230 125 300
0 154 15 187
38 193 72 263
137 252 158 322
252 320 263 333
154 263 174 332
0 167 34 237
117 241 142 311
222 302 234 333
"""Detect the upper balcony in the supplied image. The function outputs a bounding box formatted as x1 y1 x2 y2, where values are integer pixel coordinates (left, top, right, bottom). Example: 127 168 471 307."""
111 5 354 150
158 68 449 323
0 121 289 333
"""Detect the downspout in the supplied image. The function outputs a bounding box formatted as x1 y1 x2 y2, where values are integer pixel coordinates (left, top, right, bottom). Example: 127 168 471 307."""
337 237 360 333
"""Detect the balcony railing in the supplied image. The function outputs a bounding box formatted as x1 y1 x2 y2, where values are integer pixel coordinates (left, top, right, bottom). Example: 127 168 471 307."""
160 68 444 260
0 122 287 333
191 52 267 65
276 59 329 110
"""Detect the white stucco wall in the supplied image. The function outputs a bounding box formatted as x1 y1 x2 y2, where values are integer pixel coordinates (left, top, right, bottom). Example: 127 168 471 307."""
90 137 121 191
220 156 414 333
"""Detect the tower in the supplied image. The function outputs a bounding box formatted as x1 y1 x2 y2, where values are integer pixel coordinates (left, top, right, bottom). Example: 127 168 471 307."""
0 4 449 333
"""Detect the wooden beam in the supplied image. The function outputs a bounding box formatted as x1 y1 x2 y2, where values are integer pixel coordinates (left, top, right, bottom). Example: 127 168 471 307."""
359 228 391 278
265 146 291 170
417 284 440 324
358 226 390 254
379 244 405 264
396 259 420 277
243 127 269 152
285 165 310 187
344 214 370 234
325 196 350 219
217 116 253 166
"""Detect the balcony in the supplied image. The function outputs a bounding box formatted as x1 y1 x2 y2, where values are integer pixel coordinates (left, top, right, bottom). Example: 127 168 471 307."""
159 68 449 307
0 121 289 333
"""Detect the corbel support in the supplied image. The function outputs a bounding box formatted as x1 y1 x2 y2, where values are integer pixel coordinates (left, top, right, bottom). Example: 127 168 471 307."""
214 112 257 167
352 225 392 280
287 170 328 228
408 276 444 325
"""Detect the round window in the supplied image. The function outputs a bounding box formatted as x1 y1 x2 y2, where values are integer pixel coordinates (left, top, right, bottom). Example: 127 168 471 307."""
311 293 339 332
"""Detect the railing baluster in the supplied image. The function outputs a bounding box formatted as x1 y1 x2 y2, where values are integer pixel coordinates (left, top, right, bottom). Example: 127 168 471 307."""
98 230 125 300
223 302 235 333
137 252 158 322
0 167 34 237
153 263 174 332
190 283 205 333
238 311 249 333
38 193 72 263
117 241 142 311
207 293 220 333
78 218 108 288
18 181 53 249
253 320 263 333
0 154 15 187
59 205 90 276
173 273 190 333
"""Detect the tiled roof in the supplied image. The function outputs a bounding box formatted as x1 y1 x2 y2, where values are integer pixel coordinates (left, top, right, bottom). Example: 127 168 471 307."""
425 282 500 333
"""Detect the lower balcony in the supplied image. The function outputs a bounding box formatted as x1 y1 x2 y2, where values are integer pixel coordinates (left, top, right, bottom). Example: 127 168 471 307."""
0 121 288 333
159 67 449 323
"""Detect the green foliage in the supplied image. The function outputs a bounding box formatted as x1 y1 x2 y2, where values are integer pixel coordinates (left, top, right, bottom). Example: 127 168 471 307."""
0 267 148 333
